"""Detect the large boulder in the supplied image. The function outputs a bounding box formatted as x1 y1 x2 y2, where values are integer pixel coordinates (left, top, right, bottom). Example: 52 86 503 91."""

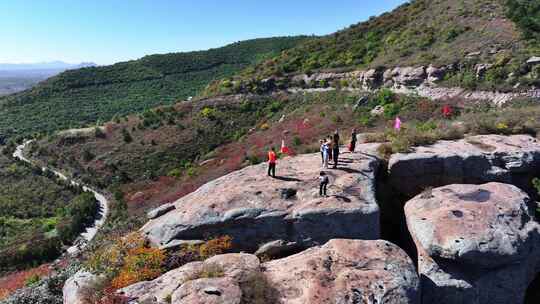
392 66 427 87
119 253 259 304
264 239 420 304
141 149 381 254
119 239 420 304
405 183 540 304
388 135 540 198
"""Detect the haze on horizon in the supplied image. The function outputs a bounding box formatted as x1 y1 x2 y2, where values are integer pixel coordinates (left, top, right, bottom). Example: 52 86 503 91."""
1 0 407 66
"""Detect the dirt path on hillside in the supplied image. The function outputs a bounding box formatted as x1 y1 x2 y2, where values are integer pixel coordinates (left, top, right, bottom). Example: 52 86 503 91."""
13 140 109 255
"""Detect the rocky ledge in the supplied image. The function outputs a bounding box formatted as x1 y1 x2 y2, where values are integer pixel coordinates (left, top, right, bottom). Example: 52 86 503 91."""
119 239 420 304
405 183 540 304
142 149 381 255
388 134 540 198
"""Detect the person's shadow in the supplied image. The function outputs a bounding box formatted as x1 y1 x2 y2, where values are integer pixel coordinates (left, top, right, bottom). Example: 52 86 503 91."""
274 176 303 182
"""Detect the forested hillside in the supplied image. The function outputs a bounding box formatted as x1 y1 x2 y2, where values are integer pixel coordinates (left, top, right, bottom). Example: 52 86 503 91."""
205 0 538 95
0 150 99 273
0 36 308 140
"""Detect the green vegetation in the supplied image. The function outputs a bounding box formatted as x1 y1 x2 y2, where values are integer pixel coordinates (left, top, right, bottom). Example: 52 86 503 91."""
235 1 529 75
31 95 282 191
0 37 307 140
0 152 99 272
370 101 540 158
506 0 540 41
204 0 538 96
533 177 540 194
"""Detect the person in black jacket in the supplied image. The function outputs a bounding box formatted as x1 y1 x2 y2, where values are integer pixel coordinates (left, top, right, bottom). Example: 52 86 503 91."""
349 128 357 153
332 130 340 169
319 171 329 197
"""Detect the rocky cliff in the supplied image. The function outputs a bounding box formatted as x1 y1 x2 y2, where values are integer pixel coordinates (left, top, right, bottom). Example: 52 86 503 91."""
142 148 381 256
62 135 540 304
284 63 540 105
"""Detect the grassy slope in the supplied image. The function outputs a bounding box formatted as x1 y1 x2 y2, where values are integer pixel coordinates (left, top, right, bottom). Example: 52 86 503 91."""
0 36 308 140
204 0 538 96
31 92 369 214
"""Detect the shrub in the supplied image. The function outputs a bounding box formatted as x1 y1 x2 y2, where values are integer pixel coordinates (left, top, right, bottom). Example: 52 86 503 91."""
167 168 182 179
24 274 41 287
377 89 395 105
364 132 387 143
110 247 166 289
239 271 281 304
246 154 262 165
86 232 147 278
191 263 225 280
199 236 233 260
82 149 95 162
57 192 100 244
377 143 393 159
383 103 400 119
292 136 302 146
533 178 540 195
200 107 219 120
121 129 133 143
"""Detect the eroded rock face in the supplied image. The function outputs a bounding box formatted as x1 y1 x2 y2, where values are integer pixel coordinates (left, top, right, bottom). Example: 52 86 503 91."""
63 271 101 304
388 135 540 198
405 183 540 304
119 240 420 304
142 149 381 254
264 239 420 304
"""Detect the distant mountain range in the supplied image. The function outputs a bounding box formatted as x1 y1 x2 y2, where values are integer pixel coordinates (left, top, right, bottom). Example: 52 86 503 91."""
0 61 96 71
0 61 97 96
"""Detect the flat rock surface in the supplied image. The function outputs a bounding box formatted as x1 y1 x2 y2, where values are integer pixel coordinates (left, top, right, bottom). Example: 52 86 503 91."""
389 134 540 197
142 147 381 253
405 183 540 304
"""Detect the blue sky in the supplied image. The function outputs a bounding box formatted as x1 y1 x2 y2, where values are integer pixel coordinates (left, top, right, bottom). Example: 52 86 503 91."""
1 0 407 65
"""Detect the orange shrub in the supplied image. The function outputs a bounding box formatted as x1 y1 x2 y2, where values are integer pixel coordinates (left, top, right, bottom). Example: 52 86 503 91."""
111 247 165 289
0 289 9 301
198 235 233 259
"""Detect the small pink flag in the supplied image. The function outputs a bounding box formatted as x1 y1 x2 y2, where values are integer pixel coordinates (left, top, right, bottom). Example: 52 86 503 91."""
394 116 402 131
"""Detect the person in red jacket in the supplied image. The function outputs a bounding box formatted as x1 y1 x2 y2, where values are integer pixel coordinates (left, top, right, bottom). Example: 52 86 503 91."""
268 147 277 178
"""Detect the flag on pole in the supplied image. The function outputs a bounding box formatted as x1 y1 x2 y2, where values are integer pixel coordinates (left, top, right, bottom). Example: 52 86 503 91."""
281 139 290 155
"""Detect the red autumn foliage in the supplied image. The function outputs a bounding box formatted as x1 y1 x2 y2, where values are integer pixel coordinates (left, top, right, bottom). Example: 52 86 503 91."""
0 264 52 300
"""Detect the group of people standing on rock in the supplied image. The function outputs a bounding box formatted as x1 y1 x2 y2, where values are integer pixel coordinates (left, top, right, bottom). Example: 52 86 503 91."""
319 128 356 169
266 128 358 197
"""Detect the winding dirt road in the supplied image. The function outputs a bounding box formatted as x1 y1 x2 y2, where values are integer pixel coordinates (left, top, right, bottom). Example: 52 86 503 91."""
13 140 109 255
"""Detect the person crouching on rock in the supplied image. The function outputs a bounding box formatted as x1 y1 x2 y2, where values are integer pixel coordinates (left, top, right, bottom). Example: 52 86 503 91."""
319 171 329 197
268 147 277 178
